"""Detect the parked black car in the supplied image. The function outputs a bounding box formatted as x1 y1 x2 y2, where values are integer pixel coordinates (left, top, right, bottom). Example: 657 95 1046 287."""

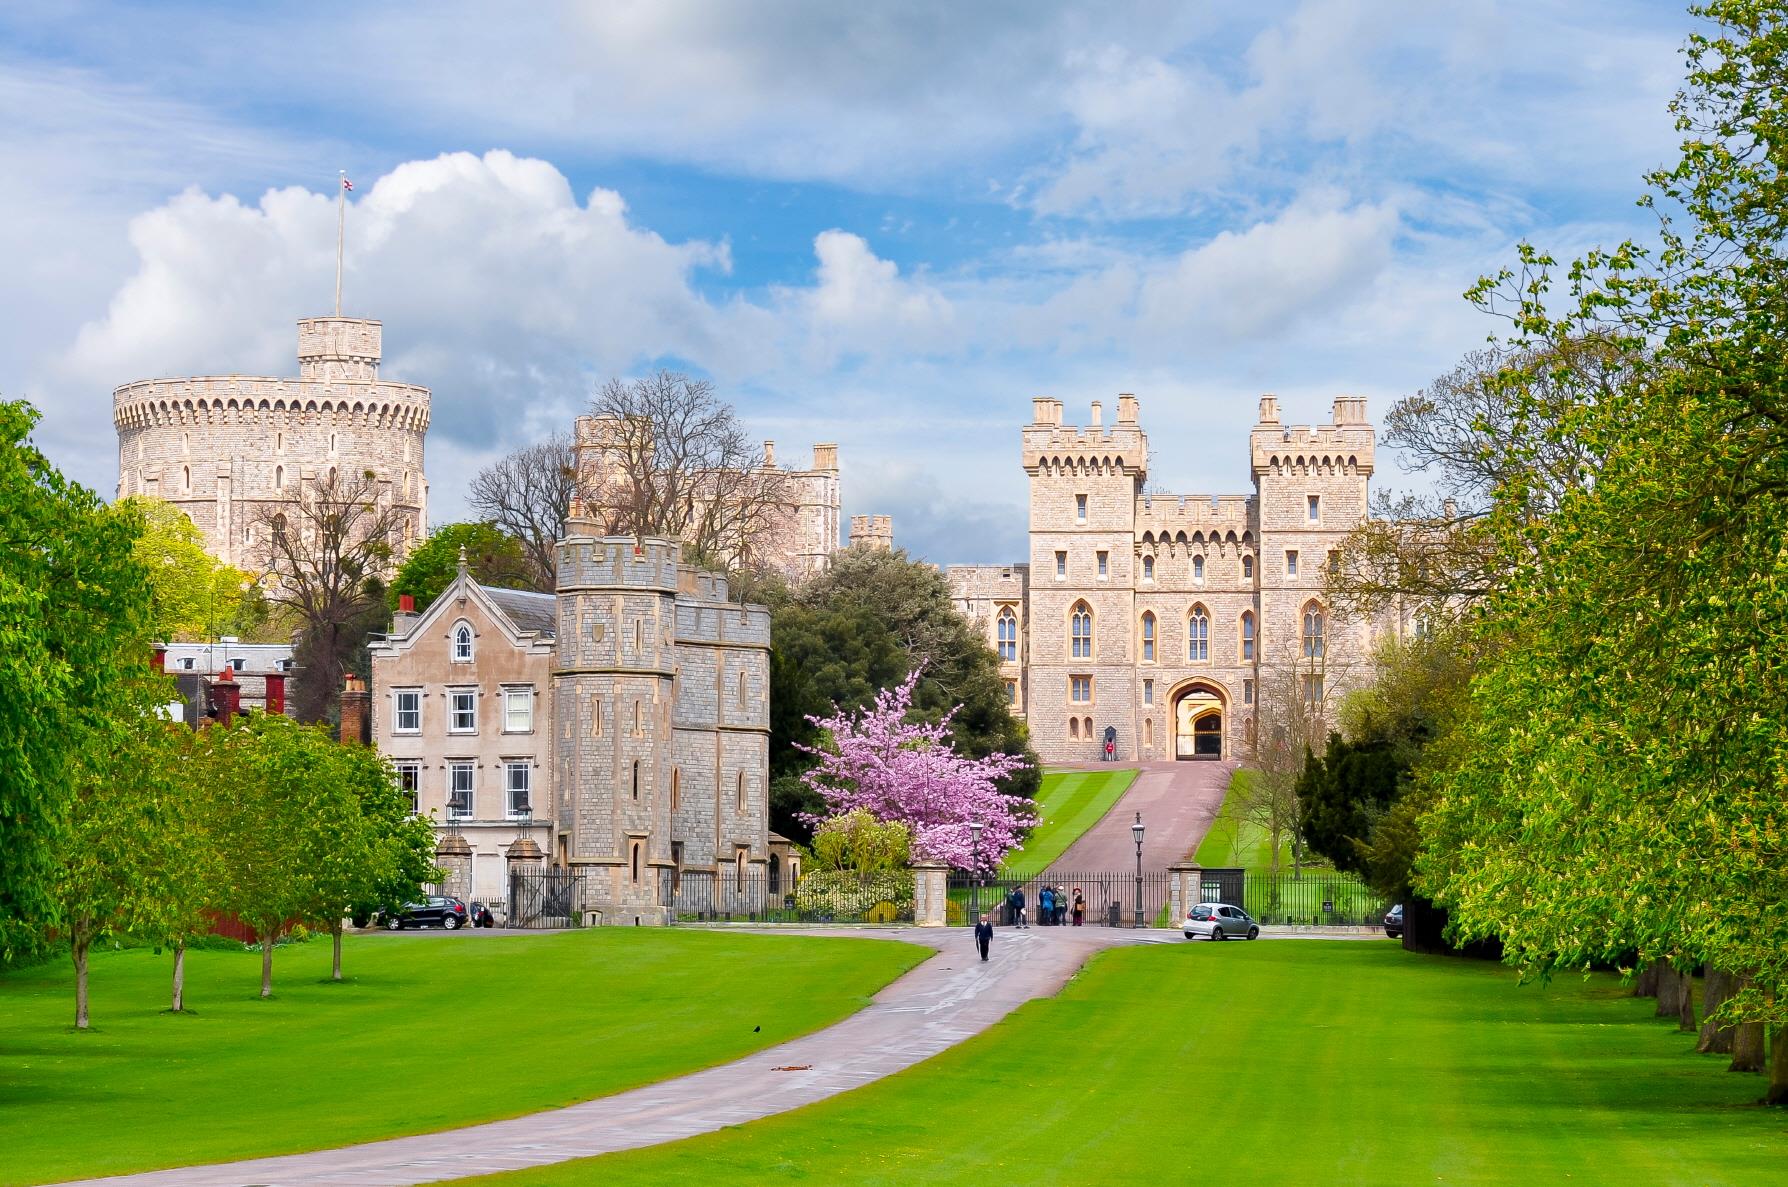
1383 903 1404 939
385 896 469 930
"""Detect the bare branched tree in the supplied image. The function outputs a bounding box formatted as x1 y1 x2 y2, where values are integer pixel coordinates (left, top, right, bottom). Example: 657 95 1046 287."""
467 433 575 590
257 468 402 722
1247 637 1337 876
578 371 786 572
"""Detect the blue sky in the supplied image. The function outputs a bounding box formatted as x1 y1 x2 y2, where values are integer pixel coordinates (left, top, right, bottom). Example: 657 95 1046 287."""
0 1 1696 562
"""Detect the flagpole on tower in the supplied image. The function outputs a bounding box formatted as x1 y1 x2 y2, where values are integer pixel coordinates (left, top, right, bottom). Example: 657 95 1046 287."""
334 170 347 317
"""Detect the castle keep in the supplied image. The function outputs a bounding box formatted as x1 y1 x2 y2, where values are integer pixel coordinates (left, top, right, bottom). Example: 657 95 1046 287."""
113 315 429 570
950 394 1380 766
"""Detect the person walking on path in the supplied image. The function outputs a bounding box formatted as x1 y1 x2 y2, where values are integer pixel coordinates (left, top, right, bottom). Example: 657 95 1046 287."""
1007 885 1028 928
974 913 994 961
1072 888 1085 926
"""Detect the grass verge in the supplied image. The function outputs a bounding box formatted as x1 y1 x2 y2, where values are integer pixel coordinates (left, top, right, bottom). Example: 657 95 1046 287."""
470 942 1788 1186
1004 767 1137 872
0 928 922 1185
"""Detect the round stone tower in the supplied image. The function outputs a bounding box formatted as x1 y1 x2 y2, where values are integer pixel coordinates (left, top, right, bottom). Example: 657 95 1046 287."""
112 315 430 571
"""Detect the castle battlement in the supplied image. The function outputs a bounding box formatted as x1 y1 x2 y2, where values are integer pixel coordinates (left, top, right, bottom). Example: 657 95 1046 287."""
554 534 683 593
112 376 431 431
1022 395 1149 475
1248 395 1375 478
1136 494 1256 541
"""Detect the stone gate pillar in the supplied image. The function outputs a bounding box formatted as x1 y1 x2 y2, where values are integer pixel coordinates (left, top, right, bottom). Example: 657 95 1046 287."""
913 861 950 927
1168 861 1203 925
436 833 472 901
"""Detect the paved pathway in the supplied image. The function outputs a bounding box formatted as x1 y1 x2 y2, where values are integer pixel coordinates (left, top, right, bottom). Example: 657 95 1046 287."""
58 927 1144 1187
1054 759 1233 871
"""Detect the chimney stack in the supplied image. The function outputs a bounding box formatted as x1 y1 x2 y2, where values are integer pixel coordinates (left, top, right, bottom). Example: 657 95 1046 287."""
210 669 242 727
763 440 776 467
811 443 838 471
1117 393 1139 424
1258 395 1280 425
264 672 287 716
340 674 371 746
1089 400 1103 427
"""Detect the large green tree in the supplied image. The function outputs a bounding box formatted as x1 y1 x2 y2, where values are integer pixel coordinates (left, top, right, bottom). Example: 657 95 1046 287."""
124 495 268 641
1412 0 1788 1101
0 400 156 959
389 520 538 613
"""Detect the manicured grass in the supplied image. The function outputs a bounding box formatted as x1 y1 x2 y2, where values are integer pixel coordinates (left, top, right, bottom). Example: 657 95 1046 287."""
0 929 922 1185
1004 767 1137 872
1193 767 1307 871
473 942 1788 1186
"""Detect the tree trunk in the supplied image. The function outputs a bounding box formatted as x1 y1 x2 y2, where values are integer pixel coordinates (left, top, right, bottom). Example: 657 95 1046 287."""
1766 1026 1788 1106
260 933 275 999
1732 1021 1767 1073
72 935 91 1031
1634 962 1660 997
1697 967 1735 1054
170 943 186 1013
1655 960 1685 1020
331 920 344 982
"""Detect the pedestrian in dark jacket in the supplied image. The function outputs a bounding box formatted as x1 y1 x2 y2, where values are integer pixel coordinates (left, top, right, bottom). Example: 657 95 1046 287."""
1072 888 1086 926
1039 885 1055 926
974 914 994 961
1008 885 1028 928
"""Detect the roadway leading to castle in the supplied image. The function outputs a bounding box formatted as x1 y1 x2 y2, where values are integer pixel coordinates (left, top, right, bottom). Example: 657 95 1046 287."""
1053 759 1234 874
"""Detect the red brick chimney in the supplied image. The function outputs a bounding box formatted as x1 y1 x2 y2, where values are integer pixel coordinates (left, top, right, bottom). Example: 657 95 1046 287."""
151 643 167 671
399 594 415 613
264 672 287 716
340 674 371 745
211 669 242 727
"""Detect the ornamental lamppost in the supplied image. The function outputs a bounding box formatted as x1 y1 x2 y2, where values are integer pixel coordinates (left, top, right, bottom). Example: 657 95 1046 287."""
969 820 984 921
1132 812 1147 928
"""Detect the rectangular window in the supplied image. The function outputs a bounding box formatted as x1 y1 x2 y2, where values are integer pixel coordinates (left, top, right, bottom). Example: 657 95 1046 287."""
1097 551 1109 580
1308 494 1320 521
1303 673 1324 707
1075 493 1088 523
505 761 531 816
1244 679 1255 706
1286 550 1299 579
393 761 420 814
1070 675 1092 703
592 696 603 737
1143 679 1154 706
1055 550 1067 579
1005 680 1018 706
449 689 477 733
503 687 532 733
394 689 422 733
448 761 475 819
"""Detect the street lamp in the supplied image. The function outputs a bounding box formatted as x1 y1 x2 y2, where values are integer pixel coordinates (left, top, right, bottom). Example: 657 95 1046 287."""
1132 812 1146 928
969 820 984 921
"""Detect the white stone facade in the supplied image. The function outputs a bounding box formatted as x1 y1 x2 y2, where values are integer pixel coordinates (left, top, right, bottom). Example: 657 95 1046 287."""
950 394 1387 766
113 315 429 571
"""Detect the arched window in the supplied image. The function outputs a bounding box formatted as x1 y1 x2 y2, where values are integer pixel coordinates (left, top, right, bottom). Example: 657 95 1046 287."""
1188 607 1209 661
736 849 747 890
632 701 642 735
630 842 640 884
671 767 681 812
271 513 288 545
1140 612 1156 662
737 669 748 705
996 608 1018 661
1083 716 1093 738
1069 717 1080 739
452 623 473 662
1240 611 1256 661
736 771 746 811
181 465 191 493
631 759 640 800
634 619 644 651
1142 555 1155 581
1070 601 1093 659
1193 555 1205 581
274 464 284 490
1144 718 1154 746
1243 554 1255 580
1303 603 1325 658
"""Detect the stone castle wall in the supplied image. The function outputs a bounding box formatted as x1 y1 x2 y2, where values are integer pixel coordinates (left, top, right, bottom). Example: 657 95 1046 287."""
113 316 428 571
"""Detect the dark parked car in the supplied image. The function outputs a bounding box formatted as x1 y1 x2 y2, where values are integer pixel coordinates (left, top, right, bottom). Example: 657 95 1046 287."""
385 895 469 930
1383 903 1404 939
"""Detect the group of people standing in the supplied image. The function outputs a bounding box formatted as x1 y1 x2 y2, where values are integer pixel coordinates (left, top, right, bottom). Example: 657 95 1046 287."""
975 882 1090 961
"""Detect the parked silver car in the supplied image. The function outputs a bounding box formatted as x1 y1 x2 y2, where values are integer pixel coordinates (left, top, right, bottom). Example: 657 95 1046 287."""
1183 902 1260 941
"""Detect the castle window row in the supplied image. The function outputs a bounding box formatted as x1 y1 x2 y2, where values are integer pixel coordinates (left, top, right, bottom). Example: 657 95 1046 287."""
1059 602 1314 664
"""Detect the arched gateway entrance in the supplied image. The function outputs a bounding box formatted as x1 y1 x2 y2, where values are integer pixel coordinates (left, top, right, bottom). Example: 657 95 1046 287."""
1172 683 1226 760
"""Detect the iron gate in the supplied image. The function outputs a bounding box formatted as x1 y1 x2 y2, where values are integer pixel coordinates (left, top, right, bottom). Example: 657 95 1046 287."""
507 868 592 929
948 869 1176 928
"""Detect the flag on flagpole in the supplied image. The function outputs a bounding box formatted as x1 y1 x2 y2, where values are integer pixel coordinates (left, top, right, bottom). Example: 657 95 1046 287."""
342 176 353 191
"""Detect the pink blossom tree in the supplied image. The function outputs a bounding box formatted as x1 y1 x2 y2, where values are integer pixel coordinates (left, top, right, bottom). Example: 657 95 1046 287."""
801 670 1035 871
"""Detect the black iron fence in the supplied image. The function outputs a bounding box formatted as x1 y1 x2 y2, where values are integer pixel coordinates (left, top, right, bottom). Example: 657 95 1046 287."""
1195 868 1390 926
949 870 1176 928
672 869 915 925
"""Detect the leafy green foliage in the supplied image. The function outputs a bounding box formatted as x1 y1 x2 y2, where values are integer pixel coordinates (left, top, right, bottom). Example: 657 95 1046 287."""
0 400 156 958
389 521 538 613
124 496 268 641
807 809 911 874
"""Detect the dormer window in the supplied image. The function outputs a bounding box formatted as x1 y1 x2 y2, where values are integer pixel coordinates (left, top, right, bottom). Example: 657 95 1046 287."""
452 623 474 662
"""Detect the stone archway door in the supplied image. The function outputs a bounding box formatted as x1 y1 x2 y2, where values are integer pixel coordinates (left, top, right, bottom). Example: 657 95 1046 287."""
1174 686 1225 760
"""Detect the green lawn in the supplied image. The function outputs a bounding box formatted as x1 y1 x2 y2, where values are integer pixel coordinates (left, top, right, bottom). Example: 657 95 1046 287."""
1192 767 1292 869
1004 767 1137 872
0 929 922 1185
472 941 1788 1186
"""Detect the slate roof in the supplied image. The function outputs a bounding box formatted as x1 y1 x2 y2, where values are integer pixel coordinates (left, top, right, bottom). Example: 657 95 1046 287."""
484 586 557 638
